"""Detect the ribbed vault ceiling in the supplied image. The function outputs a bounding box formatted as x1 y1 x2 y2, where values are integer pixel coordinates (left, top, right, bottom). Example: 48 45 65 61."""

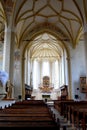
0 0 87 59
29 33 62 61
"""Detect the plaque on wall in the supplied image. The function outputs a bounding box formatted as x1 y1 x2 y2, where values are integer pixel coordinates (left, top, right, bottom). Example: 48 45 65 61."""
80 77 87 93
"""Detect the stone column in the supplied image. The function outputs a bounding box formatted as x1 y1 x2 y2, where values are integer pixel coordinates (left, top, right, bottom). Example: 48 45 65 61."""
67 57 72 99
30 59 33 88
25 49 28 84
83 24 87 77
49 61 52 83
21 56 25 100
82 24 87 104
3 16 15 83
3 16 15 97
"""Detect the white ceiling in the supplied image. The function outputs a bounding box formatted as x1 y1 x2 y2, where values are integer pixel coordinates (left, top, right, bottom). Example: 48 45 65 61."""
0 0 87 59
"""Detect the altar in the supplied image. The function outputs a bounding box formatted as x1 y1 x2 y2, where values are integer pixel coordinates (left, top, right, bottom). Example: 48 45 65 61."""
39 76 54 101
39 76 54 93
42 93 51 100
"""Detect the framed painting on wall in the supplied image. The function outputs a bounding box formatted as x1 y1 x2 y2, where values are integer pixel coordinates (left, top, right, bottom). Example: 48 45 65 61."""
80 77 87 93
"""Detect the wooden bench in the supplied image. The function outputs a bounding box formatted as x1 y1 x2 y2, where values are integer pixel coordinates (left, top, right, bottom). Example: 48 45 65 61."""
70 106 87 129
0 100 58 127
0 121 58 127
54 100 87 129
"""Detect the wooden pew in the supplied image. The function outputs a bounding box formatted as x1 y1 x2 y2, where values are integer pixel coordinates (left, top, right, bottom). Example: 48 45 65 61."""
0 121 57 127
66 102 87 121
54 100 87 129
70 106 87 129
0 100 58 127
0 116 55 121
54 99 74 116
74 108 87 130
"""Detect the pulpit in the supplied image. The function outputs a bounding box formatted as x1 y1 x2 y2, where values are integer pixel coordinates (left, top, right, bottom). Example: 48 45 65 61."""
60 85 68 100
